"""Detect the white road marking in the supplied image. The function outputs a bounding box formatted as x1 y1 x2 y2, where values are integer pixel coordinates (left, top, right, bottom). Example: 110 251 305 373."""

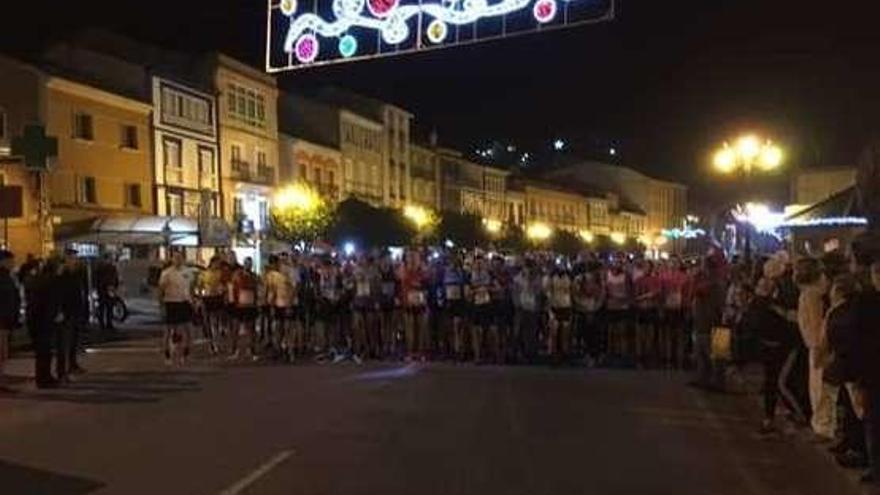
219 450 294 495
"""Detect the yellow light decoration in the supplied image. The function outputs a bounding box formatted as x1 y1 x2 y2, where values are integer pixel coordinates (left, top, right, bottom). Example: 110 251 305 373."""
610 232 626 245
526 222 553 242
713 146 736 173
579 230 595 243
273 182 321 212
483 218 503 235
655 235 668 246
758 144 783 171
736 135 761 161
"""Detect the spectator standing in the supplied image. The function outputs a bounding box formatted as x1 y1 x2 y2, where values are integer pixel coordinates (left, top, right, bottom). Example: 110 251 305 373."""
692 254 727 390
58 249 89 378
794 258 833 440
93 253 120 332
26 258 62 388
0 250 21 393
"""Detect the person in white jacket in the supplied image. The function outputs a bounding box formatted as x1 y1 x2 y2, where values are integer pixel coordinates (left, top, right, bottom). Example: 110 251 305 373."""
794 257 832 439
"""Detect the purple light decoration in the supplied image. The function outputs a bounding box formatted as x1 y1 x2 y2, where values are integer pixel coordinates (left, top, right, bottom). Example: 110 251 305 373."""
294 34 319 63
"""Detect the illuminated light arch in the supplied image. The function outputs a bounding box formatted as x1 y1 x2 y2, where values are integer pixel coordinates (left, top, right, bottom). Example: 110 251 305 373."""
268 0 615 71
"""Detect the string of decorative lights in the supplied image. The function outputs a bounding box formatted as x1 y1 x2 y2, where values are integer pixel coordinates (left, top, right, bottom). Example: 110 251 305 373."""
283 0 571 63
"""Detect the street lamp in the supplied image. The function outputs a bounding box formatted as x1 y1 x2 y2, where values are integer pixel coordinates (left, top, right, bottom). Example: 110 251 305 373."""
403 204 437 235
713 135 784 175
526 222 553 243
483 218 502 237
712 134 785 260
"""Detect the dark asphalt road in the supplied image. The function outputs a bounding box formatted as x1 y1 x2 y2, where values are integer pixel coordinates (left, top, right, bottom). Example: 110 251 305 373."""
0 359 862 495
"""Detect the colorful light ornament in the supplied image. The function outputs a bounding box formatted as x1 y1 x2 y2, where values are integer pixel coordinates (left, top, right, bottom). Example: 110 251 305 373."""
533 0 557 23
367 0 401 18
780 217 869 228
294 33 320 63
426 19 448 43
280 0 298 16
338 34 358 57
282 0 588 56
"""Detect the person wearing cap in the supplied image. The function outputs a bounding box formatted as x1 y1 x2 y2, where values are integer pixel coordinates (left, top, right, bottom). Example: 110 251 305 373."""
0 250 21 393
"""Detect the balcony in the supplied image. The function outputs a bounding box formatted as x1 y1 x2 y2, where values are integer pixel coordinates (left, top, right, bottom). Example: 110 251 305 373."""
230 160 275 185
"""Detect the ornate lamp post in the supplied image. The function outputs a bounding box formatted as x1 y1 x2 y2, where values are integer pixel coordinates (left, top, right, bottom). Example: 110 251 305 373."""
712 135 784 260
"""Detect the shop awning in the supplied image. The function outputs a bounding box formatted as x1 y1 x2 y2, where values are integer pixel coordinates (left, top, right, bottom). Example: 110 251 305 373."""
56 215 232 247
781 186 868 229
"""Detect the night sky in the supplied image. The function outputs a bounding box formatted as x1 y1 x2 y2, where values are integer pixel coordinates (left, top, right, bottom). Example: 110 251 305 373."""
3 0 879 206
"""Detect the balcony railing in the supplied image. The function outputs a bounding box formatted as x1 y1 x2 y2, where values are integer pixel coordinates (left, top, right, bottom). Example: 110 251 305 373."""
230 160 275 185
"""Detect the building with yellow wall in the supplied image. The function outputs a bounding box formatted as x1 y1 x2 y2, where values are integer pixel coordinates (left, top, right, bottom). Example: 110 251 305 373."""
46 77 154 226
0 54 153 256
517 179 589 234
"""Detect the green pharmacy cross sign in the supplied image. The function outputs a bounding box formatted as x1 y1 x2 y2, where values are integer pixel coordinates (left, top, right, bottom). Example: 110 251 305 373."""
267 0 615 72
11 125 58 171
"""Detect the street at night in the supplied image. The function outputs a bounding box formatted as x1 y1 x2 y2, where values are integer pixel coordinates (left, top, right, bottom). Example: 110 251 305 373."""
3 1 880 494
0 334 862 495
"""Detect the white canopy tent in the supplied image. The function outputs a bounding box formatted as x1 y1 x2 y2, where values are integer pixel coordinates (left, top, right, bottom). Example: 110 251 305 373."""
58 216 231 247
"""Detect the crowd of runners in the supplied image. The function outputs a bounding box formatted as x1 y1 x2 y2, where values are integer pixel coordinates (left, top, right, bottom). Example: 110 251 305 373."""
158 247 708 368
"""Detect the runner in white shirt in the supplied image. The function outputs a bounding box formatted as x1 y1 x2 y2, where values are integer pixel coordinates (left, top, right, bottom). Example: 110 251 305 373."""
158 251 193 365
265 254 296 362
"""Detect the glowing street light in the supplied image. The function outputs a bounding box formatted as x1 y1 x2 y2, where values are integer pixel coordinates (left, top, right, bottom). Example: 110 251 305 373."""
610 232 627 245
483 218 503 236
526 222 553 242
579 230 595 243
403 204 436 233
713 134 784 175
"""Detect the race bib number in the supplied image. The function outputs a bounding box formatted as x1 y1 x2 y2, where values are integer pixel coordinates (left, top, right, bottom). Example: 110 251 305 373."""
474 289 490 305
446 285 461 301
238 290 255 306
407 290 426 307
356 281 371 298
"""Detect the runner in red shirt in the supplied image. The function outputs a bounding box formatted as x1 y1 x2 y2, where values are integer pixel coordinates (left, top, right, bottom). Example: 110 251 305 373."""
400 250 429 361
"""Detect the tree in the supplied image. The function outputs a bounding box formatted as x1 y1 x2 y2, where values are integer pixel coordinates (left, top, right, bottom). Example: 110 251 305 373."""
550 229 583 257
269 183 335 245
497 224 527 253
328 198 415 248
437 211 489 249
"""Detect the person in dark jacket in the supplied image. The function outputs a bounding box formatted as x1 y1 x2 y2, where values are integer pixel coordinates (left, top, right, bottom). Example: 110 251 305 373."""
93 253 120 331
823 274 867 469
857 262 880 484
691 254 727 390
57 249 89 378
26 258 62 389
0 249 21 393
741 276 802 434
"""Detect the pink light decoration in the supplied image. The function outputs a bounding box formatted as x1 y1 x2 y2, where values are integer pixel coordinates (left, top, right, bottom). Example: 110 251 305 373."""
295 34 319 63
367 0 400 18
533 0 558 23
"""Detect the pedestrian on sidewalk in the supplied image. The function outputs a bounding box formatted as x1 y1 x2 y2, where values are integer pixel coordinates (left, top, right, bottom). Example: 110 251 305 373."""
0 249 21 393
26 258 62 389
58 249 89 379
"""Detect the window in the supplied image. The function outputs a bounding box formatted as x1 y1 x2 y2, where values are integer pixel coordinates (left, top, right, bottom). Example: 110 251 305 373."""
233 197 244 218
167 192 183 216
327 170 334 187
231 144 242 165
227 83 267 128
0 108 7 141
125 184 142 208
312 167 321 184
80 176 97 204
120 124 138 149
256 150 267 168
163 139 181 168
73 112 94 141
198 147 215 178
